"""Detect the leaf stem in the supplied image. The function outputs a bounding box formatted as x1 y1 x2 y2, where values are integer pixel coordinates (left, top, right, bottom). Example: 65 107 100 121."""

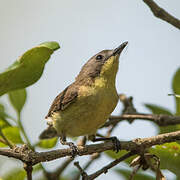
17 113 34 150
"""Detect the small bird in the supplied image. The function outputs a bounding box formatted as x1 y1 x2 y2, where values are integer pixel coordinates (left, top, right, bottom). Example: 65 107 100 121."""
40 42 128 154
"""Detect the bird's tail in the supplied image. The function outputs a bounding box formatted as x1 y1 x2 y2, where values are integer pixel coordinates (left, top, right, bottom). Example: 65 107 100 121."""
39 126 58 139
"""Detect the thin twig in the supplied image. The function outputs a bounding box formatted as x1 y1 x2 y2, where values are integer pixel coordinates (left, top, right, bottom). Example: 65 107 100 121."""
119 94 137 116
54 157 73 178
73 153 100 180
74 162 88 179
129 164 141 180
143 0 180 29
0 138 7 144
17 114 34 150
74 151 135 180
88 151 135 180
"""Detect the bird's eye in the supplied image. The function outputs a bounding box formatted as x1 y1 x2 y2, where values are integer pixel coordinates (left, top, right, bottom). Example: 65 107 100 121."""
96 55 103 60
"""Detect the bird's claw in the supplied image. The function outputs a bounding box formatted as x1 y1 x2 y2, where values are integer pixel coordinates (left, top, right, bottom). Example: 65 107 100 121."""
111 137 121 153
69 142 78 158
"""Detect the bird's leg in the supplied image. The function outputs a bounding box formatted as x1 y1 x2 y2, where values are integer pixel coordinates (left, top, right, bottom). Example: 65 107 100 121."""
77 136 87 146
89 135 121 153
60 134 78 158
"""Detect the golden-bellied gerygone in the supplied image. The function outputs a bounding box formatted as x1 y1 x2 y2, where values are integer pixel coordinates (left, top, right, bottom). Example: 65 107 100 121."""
40 42 128 155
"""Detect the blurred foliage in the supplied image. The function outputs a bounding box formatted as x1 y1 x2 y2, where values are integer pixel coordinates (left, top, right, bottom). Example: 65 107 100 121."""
150 143 180 177
8 89 27 116
0 104 12 128
37 137 58 149
144 104 172 115
145 103 180 134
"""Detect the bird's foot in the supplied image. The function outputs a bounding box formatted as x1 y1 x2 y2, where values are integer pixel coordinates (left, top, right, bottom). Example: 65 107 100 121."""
68 142 78 158
60 137 79 158
91 136 121 153
111 136 121 153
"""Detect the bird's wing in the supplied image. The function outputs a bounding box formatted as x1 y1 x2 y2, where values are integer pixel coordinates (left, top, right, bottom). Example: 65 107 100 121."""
46 83 78 118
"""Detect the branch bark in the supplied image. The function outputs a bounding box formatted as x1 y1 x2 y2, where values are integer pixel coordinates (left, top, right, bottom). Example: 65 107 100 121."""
1 130 180 166
143 0 180 29
24 164 32 180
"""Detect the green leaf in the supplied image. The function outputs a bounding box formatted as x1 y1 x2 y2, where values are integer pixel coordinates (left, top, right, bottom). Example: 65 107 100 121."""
3 168 26 180
150 142 180 176
145 103 178 134
0 104 12 128
116 169 155 180
8 89 27 115
172 68 180 115
0 41 60 96
37 137 58 149
0 104 9 120
0 119 10 129
0 126 23 147
145 104 172 115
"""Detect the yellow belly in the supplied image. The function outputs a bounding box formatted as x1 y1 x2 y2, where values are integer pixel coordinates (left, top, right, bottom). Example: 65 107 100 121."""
52 83 118 137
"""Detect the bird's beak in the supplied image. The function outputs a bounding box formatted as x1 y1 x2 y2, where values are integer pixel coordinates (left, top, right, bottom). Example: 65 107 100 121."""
113 41 128 56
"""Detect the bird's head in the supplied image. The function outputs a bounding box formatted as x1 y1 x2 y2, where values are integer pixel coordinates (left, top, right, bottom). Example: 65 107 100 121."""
76 42 128 84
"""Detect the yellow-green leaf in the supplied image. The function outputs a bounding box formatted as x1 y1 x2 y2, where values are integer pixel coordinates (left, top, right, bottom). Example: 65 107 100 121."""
0 126 23 147
0 41 60 96
0 104 12 128
37 137 58 149
8 89 27 115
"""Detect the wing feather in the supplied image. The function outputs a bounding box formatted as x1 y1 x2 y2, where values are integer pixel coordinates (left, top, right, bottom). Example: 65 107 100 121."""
46 83 78 118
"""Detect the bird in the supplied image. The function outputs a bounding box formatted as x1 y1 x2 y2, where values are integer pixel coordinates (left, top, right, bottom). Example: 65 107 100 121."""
40 41 128 155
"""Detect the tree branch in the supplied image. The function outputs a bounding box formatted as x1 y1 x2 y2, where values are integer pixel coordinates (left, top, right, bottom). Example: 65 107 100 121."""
103 114 180 127
143 0 180 29
1 130 180 166
24 163 33 180
74 151 136 180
